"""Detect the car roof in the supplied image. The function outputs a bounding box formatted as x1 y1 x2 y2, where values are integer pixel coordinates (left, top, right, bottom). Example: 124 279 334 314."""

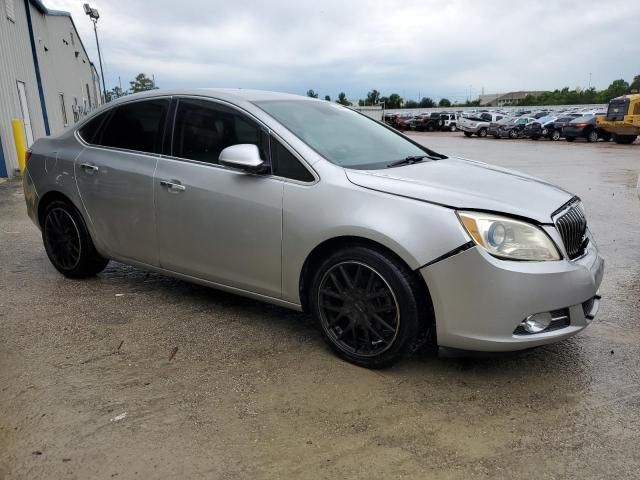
105 88 311 106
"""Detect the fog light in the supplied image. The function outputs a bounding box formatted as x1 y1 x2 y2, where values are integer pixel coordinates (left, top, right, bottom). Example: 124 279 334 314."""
522 312 553 333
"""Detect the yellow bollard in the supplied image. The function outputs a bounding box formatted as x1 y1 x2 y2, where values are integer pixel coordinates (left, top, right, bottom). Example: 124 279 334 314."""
11 119 27 173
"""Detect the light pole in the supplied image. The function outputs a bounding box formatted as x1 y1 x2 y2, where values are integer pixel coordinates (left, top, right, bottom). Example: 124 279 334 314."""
84 4 107 102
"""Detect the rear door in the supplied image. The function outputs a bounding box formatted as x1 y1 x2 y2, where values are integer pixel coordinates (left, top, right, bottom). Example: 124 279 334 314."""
154 97 283 297
75 97 170 265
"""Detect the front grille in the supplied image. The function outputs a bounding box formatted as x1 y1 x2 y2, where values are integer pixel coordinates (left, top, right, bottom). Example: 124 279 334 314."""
555 203 588 259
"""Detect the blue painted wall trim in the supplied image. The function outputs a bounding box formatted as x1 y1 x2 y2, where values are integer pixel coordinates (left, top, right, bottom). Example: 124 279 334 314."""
0 135 8 177
24 0 50 136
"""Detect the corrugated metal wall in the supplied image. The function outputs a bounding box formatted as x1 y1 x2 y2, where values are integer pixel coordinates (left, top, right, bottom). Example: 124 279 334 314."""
0 0 100 177
0 0 43 175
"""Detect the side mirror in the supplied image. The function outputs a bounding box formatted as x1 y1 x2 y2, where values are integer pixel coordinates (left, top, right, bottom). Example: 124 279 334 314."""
218 144 265 173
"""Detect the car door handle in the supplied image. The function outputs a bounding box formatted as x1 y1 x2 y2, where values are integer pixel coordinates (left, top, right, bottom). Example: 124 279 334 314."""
80 162 99 172
159 180 186 192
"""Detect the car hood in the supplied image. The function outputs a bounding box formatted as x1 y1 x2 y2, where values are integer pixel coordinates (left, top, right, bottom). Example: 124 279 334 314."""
345 157 573 223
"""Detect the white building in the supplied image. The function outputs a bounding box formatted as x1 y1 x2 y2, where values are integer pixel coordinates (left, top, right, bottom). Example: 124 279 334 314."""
0 0 102 177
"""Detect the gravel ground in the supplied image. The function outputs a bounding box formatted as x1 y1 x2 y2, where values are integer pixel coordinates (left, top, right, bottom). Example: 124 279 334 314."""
1 133 639 479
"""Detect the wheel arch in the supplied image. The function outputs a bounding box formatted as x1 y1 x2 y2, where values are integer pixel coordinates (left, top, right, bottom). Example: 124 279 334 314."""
37 190 77 228
298 235 433 317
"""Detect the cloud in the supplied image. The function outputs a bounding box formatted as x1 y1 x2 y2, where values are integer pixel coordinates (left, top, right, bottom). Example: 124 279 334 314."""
49 0 640 101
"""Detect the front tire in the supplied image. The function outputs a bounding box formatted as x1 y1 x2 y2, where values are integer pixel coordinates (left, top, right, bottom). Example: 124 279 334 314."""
42 200 109 278
310 246 428 369
463 131 473 137
587 129 599 143
566 136 575 142
477 127 487 138
551 130 561 141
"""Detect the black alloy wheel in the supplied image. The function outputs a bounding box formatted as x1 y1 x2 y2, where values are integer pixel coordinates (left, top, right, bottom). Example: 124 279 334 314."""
44 207 82 271
310 246 429 368
318 261 400 358
42 200 109 278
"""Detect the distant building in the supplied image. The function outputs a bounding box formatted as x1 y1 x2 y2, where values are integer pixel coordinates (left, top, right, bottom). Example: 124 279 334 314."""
0 0 102 177
479 91 547 107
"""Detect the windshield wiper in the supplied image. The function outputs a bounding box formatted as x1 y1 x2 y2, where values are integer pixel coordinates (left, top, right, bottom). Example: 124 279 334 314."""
387 155 432 168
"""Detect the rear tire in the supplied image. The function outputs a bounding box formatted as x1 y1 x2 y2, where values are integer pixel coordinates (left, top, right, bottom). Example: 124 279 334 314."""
309 246 430 369
450 124 457 132
587 129 599 143
531 136 540 140
42 200 109 278
509 129 518 139
614 134 637 144
566 136 575 142
551 130 561 141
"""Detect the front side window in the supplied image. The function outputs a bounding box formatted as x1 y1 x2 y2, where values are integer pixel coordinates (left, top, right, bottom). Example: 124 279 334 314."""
172 98 268 166
95 99 169 153
256 100 432 170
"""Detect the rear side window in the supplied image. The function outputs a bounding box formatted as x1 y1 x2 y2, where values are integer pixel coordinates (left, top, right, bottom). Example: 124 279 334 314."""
271 137 314 182
93 99 170 153
172 98 269 166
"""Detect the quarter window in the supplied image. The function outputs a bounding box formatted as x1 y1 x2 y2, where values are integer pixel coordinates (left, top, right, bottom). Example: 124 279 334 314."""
172 98 269 166
94 99 169 153
271 137 314 182
78 111 109 143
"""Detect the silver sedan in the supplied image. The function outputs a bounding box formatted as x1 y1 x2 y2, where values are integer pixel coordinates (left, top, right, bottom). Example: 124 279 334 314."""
23 89 604 368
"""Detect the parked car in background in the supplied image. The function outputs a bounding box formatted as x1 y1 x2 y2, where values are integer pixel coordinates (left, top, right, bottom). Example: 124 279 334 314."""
394 113 414 130
563 115 611 142
22 89 604 368
493 116 535 139
440 113 459 131
488 117 515 138
459 112 505 137
524 115 558 140
414 112 444 132
545 115 582 140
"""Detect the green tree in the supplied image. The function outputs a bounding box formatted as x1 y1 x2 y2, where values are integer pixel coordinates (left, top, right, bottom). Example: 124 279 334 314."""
419 97 435 108
105 85 127 102
404 100 419 108
336 92 351 106
380 93 403 109
324 95 331 101
438 98 452 107
630 75 640 93
306 89 319 98
602 79 629 100
365 89 381 105
129 73 157 93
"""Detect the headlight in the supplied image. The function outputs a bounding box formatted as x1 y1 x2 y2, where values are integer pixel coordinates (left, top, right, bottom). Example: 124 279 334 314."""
457 211 561 261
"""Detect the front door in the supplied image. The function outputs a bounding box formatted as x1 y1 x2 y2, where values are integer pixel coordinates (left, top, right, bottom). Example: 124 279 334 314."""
16 81 34 146
154 97 283 298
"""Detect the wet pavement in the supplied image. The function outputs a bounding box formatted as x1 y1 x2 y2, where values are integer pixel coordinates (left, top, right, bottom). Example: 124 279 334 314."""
1 133 639 479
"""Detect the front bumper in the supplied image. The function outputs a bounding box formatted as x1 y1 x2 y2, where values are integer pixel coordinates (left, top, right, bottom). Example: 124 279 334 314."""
420 230 604 351
459 125 479 133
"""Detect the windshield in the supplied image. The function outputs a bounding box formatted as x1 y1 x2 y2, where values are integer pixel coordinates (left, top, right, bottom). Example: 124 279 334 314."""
256 100 440 169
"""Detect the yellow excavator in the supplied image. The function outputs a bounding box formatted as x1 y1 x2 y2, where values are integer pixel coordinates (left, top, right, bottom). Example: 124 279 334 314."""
596 94 640 144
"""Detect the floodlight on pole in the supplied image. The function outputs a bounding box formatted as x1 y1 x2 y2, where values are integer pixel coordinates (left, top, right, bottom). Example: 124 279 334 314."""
84 4 107 102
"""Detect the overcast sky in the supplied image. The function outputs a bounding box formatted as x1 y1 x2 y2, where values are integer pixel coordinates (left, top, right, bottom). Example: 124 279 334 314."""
48 0 640 102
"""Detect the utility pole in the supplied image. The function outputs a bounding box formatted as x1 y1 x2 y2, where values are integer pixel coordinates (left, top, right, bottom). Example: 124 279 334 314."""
588 72 592 89
84 4 107 102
